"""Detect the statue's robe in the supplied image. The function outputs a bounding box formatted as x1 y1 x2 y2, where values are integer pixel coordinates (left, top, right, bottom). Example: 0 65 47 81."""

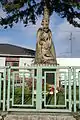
35 27 57 65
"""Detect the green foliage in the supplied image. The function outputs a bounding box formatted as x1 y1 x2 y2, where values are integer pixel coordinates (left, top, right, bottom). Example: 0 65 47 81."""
14 87 32 104
0 0 80 28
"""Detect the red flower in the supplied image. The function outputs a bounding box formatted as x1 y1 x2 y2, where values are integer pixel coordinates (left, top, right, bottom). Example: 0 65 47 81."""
49 85 54 94
49 85 58 94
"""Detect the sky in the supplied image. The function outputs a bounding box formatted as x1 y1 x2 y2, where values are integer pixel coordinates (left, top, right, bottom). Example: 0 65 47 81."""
0 7 80 57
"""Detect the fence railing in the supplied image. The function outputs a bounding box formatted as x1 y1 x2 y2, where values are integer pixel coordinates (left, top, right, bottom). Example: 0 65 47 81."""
0 65 80 112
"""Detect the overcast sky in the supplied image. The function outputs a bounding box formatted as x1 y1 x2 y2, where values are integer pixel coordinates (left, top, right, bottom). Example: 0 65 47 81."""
0 7 80 57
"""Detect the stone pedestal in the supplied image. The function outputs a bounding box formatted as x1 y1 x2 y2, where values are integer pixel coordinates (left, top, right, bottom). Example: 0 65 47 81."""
4 112 76 120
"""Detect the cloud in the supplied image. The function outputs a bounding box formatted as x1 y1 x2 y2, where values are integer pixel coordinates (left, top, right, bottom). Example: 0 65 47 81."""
74 18 80 24
21 17 42 36
52 19 80 57
15 17 43 49
0 8 6 18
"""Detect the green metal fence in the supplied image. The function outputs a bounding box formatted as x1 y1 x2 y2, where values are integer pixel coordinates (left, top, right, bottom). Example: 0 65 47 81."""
0 67 7 111
0 65 80 112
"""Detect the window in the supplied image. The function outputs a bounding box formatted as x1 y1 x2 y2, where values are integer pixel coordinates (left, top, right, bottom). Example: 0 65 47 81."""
13 62 19 66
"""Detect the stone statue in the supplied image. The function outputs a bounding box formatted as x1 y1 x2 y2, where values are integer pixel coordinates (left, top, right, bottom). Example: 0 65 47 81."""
35 6 57 65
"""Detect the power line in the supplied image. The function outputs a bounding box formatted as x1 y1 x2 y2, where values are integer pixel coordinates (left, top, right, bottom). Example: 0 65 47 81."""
69 32 73 57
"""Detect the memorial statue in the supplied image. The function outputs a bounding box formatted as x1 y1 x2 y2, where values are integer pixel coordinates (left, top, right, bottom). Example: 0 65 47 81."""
35 6 57 65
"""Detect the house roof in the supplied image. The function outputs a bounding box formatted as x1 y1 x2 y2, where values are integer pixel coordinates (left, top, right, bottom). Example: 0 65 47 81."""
0 44 35 57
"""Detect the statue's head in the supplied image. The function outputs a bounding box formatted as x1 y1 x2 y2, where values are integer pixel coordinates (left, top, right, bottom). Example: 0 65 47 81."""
41 18 49 28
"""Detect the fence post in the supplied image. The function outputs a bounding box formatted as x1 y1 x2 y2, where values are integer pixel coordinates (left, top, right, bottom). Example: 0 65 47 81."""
36 66 42 111
73 68 76 112
7 67 11 111
0 73 1 108
68 67 72 112
3 68 6 111
78 71 80 109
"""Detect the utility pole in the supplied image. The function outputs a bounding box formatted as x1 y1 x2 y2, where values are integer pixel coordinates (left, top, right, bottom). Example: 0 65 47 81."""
69 32 72 57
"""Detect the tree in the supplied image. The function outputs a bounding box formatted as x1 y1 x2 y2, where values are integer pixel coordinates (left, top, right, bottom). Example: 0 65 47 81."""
0 0 80 28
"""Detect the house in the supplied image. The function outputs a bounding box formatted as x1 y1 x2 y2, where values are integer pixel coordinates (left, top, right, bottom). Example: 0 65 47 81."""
0 44 35 78
0 43 35 67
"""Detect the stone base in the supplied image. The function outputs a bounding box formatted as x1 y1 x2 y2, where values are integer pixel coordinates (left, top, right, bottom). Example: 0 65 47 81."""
3 112 76 120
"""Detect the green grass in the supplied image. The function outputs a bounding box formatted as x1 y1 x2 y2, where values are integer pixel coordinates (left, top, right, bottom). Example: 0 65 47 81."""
14 87 32 105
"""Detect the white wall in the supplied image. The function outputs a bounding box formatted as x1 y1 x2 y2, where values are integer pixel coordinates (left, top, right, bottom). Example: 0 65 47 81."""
19 58 34 77
56 58 80 85
57 58 80 66
19 58 34 67
0 57 6 72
